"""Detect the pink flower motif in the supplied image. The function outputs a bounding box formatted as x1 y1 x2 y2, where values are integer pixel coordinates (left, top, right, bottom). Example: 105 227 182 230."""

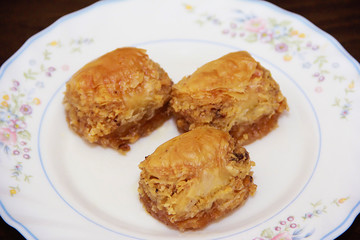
9 119 26 132
20 104 32 115
15 164 23 171
0 128 17 145
258 30 273 42
13 80 20 87
271 232 292 240
315 86 323 93
244 18 266 32
230 22 237 29
275 43 288 52
312 45 319 50
62 64 69 71
46 66 56 77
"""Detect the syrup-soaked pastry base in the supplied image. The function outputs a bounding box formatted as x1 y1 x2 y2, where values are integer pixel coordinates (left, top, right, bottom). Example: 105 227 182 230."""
175 109 283 146
74 104 170 152
138 127 257 231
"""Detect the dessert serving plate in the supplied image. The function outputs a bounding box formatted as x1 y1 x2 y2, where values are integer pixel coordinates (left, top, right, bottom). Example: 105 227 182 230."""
0 0 359 239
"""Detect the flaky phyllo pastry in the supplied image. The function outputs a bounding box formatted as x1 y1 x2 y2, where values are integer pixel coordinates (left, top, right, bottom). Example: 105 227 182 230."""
170 51 288 145
63 47 173 152
138 127 256 231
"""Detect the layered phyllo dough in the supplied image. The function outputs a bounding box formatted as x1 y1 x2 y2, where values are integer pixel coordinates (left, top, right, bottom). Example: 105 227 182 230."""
138 127 256 231
170 51 288 145
64 47 173 152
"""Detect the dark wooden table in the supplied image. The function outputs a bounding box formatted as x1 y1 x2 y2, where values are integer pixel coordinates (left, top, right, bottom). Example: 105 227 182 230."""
0 0 359 239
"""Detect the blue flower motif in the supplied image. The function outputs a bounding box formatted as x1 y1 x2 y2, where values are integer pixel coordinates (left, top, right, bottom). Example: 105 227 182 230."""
0 111 17 123
332 62 340 68
302 62 311 69
36 81 44 88
315 209 322 214
341 110 349 117
272 25 289 39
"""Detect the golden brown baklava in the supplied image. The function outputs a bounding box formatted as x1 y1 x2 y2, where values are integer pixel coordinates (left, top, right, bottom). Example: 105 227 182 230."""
170 51 288 145
63 47 173 152
138 127 256 231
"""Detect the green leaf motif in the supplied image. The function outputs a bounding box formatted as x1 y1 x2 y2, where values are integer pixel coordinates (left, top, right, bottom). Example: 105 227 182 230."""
17 130 31 140
279 20 291 26
310 200 322 207
268 18 277 26
313 56 328 68
43 49 52 60
245 33 258 43
333 75 346 82
24 175 33 183
71 47 81 53
332 97 340 107
261 227 274 238
23 69 38 80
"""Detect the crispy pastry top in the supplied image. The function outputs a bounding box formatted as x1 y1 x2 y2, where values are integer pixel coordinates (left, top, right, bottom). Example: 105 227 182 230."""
66 47 171 111
139 127 240 181
174 51 258 93
171 51 288 132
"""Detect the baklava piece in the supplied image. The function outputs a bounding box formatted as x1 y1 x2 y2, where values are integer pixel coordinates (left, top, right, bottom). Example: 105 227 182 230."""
138 127 256 231
170 51 288 145
63 47 173 152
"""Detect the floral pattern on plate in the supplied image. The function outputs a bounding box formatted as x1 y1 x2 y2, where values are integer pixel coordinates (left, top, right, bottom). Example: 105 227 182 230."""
253 197 350 240
0 1 359 240
0 37 94 196
183 3 356 119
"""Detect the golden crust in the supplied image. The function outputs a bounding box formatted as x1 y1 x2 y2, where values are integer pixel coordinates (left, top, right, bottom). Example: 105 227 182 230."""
170 51 288 145
63 47 173 152
138 127 256 231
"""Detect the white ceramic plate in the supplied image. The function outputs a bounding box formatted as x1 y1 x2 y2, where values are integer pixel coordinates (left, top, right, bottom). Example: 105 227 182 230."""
0 0 359 239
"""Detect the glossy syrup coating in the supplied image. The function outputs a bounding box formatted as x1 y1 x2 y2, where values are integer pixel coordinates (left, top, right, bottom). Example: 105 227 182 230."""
170 51 288 145
63 47 173 152
138 127 256 231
